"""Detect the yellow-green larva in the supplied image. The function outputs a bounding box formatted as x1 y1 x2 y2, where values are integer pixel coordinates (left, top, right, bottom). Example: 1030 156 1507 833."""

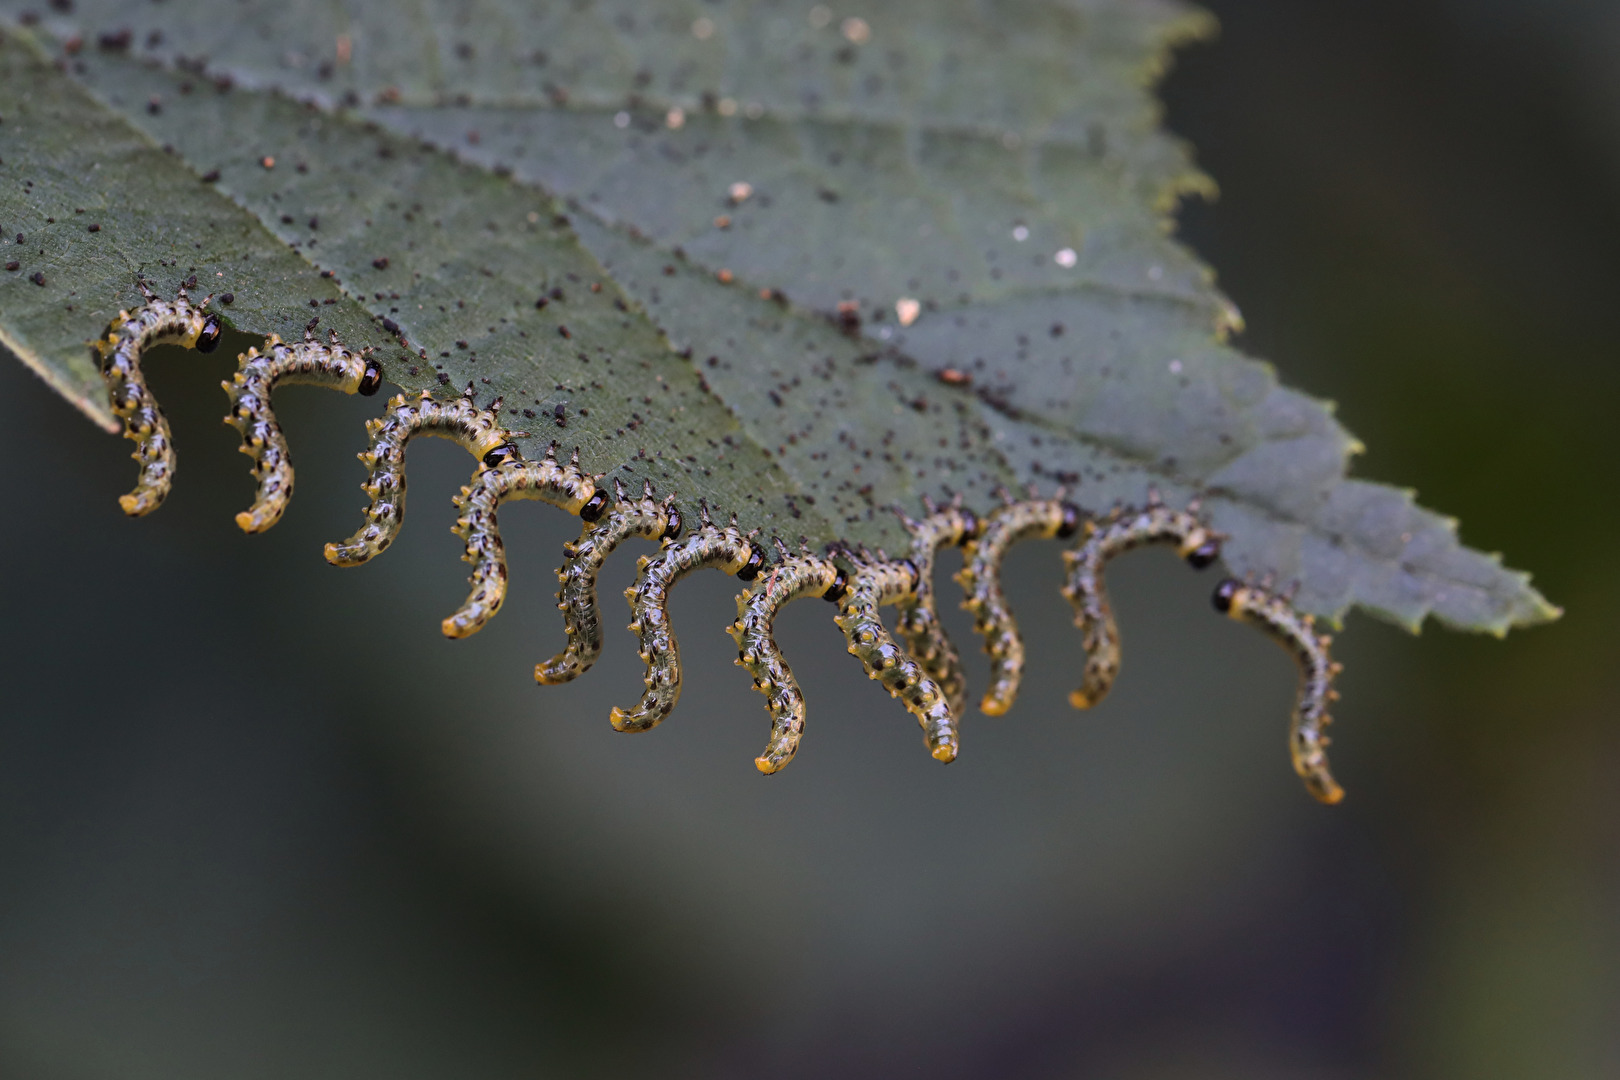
325 386 521 567
892 498 980 717
95 282 223 516
834 548 959 763
609 504 761 733
1060 493 1221 709
956 496 1083 716
537 478 679 685
729 540 842 774
441 446 597 639
223 331 384 534
1213 578 1345 804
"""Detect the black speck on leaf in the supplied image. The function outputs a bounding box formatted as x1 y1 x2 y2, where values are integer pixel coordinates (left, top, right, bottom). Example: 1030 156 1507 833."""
200 169 220 183
29 271 45 286
372 256 389 270
220 292 234 304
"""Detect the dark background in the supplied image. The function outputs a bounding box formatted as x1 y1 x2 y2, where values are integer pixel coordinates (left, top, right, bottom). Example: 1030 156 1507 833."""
2 1 1616 1076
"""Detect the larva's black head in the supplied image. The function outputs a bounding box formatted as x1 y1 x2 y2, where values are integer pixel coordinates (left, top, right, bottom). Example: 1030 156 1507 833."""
1056 501 1083 539
579 489 610 523
1212 578 1242 614
736 543 767 581
823 570 848 603
957 508 980 545
1186 538 1222 570
358 357 384 396
661 504 683 541
899 558 920 590
481 442 521 469
195 313 223 353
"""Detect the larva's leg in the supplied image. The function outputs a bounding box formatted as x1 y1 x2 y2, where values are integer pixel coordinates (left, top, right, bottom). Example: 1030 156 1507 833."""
729 545 841 774
324 387 521 567
538 482 678 685
1213 579 1345 804
95 283 222 516
893 500 980 717
441 447 597 639
955 498 1082 715
610 508 761 732
835 555 958 763
223 332 384 533
1060 495 1221 709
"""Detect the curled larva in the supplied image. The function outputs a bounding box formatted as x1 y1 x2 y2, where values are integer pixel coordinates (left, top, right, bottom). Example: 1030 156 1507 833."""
325 386 521 566
1060 493 1221 709
537 479 679 685
1213 579 1345 804
441 446 597 639
95 282 223 516
729 540 842 774
223 330 384 533
833 548 959 763
892 497 980 717
610 504 761 733
956 496 1083 716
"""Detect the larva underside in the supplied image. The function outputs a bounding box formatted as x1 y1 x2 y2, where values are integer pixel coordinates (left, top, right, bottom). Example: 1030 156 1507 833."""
1214 579 1345 804
956 498 1082 716
1061 494 1220 710
893 499 979 717
224 331 384 533
441 448 597 639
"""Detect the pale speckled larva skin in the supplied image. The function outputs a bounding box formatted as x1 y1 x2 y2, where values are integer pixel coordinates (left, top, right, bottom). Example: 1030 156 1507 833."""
441 452 597 639
835 556 959 763
537 490 674 685
1216 580 1345 804
1060 500 1219 710
223 333 383 533
956 499 1078 716
893 506 978 717
325 390 515 566
729 552 841 774
610 522 755 732
94 286 222 516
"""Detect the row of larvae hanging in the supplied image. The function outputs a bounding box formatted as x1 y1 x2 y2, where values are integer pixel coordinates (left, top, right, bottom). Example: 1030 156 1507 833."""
96 284 1346 803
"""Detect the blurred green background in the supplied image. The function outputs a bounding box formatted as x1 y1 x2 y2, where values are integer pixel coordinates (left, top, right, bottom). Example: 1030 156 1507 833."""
1 0 1615 1075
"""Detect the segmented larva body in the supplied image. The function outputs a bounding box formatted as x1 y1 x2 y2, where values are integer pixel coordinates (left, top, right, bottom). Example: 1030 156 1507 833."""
729 545 842 774
325 389 520 566
892 502 980 717
610 510 763 732
834 553 959 763
441 448 597 639
1061 496 1221 709
956 498 1082 716
223 332 384 533
94 284 223 516
537 481 679 685
1213 579 1345 804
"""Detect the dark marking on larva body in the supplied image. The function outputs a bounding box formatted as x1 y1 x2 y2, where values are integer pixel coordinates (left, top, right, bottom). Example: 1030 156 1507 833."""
1213 579 1345 804
729 548 841 774
94 284 217 516
1060 495 1219 709
442 448 596 639
893 501 979 717
956 498 1082 716
834 554 958 763
325 389 517 566
610 513 754 732
537 480 675 685
223 332 384 533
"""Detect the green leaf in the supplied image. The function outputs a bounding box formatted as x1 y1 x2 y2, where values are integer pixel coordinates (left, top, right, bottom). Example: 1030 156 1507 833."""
0 2 1556 634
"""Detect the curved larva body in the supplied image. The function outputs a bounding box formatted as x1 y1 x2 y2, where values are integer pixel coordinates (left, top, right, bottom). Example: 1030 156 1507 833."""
325 390 516 566
223 334 383 533
94 287 222 516
835 558 959 763
893 506 978 717
1214 580 1345 804
1060 500 1219 709
729 553 841 774
610 523 755 732
956 499 1080 716
441 454 596 639
538 492 674 685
